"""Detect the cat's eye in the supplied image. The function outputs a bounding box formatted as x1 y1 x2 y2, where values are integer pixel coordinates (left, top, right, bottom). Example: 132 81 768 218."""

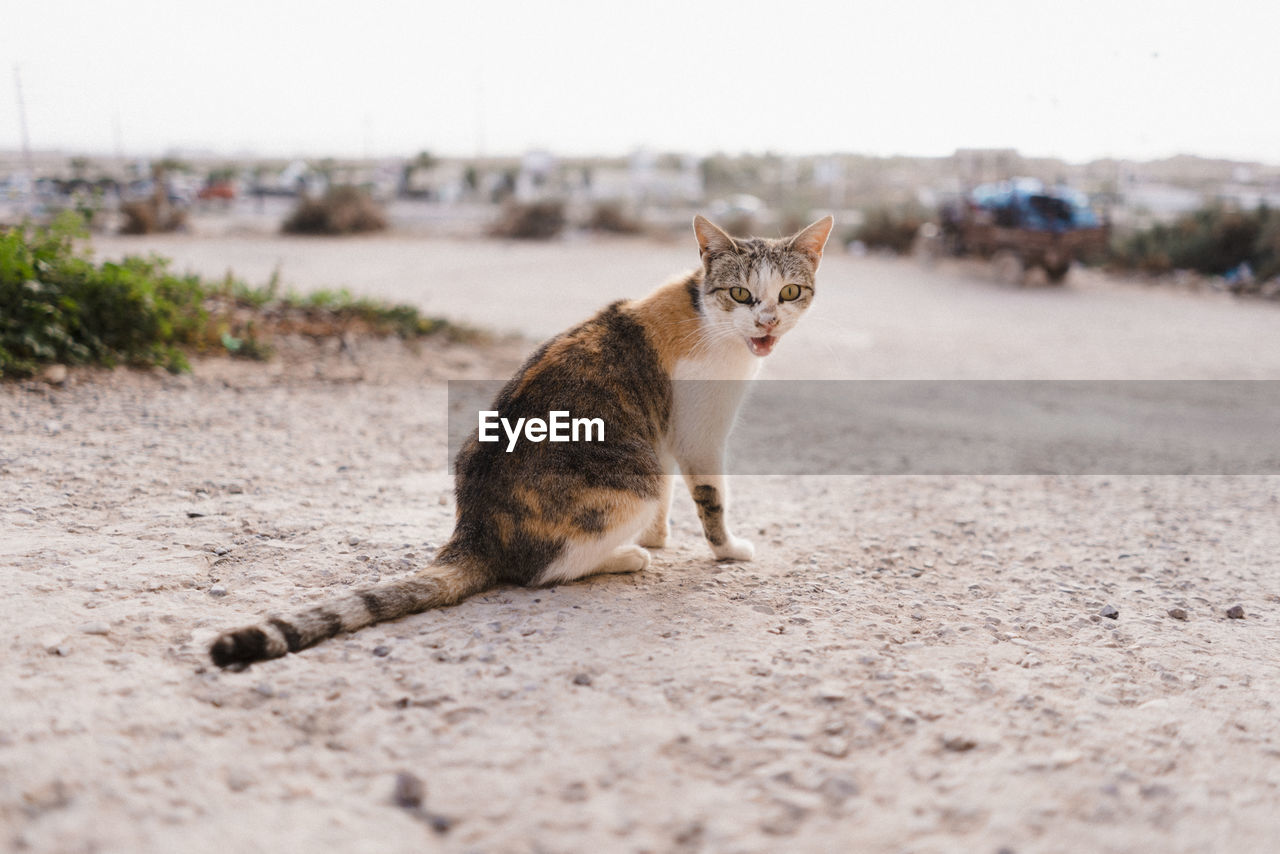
729 286 753 304
779 284 801 302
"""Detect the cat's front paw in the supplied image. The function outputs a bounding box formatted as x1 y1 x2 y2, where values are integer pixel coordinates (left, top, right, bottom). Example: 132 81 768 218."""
713 535 755 562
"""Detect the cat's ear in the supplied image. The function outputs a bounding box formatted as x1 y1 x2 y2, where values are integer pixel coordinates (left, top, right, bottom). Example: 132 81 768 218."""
693 215 737 259
788 215 835 266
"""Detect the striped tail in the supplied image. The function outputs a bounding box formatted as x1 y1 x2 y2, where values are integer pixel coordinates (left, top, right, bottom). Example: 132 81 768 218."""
209 561 490 669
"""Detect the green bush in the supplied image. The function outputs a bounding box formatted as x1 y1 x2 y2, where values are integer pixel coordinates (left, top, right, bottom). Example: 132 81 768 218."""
1110 205 1280 282
0 214 472 379
1 213 203 376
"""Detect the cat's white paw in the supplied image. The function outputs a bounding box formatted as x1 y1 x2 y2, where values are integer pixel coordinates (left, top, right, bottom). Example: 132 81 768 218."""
597 544 652 574
714 535 755 562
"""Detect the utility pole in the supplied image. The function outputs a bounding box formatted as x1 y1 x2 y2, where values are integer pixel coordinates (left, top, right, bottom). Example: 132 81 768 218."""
474 71 486 159
14 64 36 216
113 109 125 165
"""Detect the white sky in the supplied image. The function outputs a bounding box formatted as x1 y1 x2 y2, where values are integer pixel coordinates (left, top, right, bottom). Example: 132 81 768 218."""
5 0 1279 164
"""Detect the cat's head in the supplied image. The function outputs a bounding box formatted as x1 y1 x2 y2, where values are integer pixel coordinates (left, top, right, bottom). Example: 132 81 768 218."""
693 214 834 357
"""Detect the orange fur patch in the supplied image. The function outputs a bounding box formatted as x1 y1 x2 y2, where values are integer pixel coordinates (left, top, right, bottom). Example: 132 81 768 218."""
625 271 705 372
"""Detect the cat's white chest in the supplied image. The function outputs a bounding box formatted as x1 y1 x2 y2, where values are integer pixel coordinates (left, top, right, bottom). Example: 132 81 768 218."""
665 341 761 465
671 341 761 383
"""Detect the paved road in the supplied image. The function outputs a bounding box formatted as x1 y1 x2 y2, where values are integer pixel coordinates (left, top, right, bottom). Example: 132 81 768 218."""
94 233 1280 380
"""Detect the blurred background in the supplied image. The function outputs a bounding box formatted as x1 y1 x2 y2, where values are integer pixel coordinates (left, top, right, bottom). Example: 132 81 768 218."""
4 0 1280 292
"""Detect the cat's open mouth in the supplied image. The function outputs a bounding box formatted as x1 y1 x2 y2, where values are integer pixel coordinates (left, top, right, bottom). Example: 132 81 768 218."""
746 334 777 357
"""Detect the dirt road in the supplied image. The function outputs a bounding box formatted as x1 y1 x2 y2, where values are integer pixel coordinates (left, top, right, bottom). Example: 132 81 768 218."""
4 234 1279 853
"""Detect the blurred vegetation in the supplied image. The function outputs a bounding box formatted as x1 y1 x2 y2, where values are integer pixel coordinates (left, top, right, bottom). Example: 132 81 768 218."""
719 212 758 239
282 186 388 235
584 202 643 235
849 204 930 255
119 197 188 235
1 214 473 379
205 165 239 185
778 208 818 237
490 201 566 240
119 162 189 235
1109 205 1280 285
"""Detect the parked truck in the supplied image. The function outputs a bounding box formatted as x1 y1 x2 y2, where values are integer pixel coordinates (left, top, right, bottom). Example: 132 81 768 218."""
934 178 1107 283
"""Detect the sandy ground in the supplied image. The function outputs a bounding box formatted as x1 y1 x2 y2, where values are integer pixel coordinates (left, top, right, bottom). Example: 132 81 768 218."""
3 233 1280 854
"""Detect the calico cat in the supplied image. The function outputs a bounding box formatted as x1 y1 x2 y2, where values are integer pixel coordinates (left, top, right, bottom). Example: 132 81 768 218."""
210 214 834 667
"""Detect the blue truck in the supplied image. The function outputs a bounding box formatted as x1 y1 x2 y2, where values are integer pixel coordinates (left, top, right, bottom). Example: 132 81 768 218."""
938 178 1107 283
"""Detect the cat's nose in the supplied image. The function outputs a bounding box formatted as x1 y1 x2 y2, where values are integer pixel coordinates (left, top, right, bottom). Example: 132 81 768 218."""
756 317 778 332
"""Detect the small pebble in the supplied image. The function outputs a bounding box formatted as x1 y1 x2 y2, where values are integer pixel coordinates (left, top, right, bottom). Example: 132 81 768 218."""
41 364 68 385
213 546 230 556
1167 608 1188 621
79 622 110 636
1140 783 1173 800
818 776 859 805
348 536 361 546
1226 605 1246 620
561 781 589 802
1099 605 1119 619
943 735 977 752
760 801 807 836
209 585 228 598
816 683 846 701
572 673 593 686
393 771 424 809
372 645 390 657
226 769 255 792
815 737 850 758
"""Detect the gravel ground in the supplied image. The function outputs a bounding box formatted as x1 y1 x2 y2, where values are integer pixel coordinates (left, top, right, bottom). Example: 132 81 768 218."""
3 235 1279 853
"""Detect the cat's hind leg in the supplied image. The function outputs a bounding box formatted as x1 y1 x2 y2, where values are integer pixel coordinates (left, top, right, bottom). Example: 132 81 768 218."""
534 499 656 586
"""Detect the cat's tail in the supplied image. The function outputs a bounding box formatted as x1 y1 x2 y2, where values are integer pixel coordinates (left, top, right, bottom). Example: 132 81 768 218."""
208 559 491 669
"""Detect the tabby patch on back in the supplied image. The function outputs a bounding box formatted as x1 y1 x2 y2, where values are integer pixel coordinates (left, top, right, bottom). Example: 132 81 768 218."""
210 214 834 667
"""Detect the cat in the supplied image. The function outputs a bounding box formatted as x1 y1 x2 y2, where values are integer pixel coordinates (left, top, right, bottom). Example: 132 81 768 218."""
210 214 834 667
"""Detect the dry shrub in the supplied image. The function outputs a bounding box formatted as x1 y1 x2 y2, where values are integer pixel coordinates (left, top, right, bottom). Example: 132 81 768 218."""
721 213 757 239
119 199 187 235
490 201 566 240
585 202 643 235
283 186 387 235
851 206 929 255
778 210 816 236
